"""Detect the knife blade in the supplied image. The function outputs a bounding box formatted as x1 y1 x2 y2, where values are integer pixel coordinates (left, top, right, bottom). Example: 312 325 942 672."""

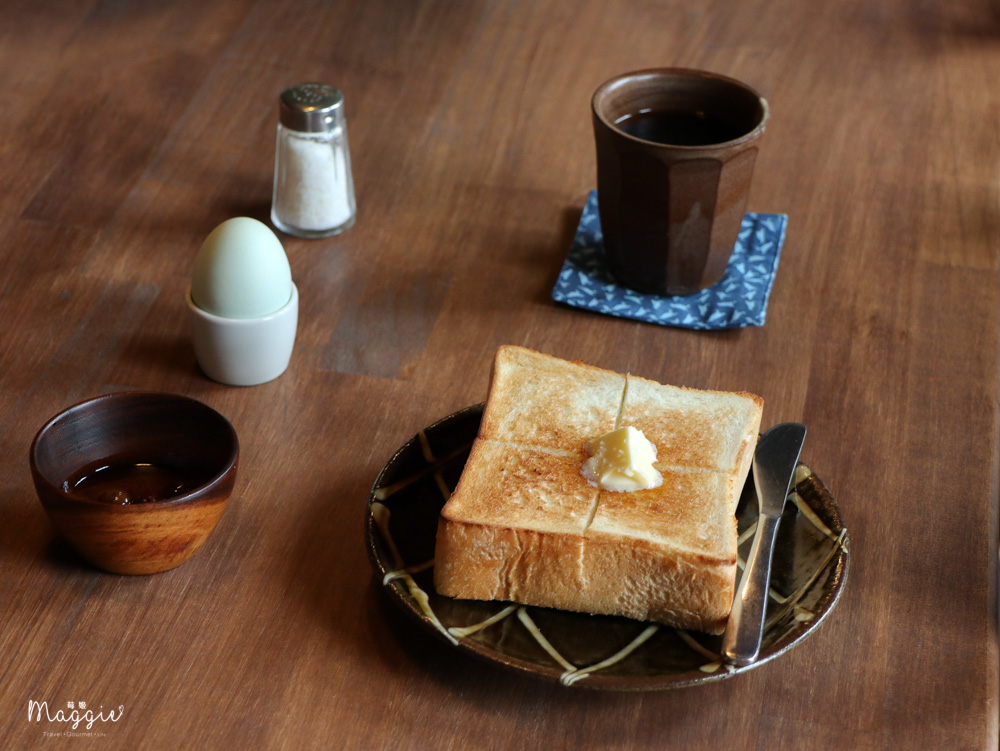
721 422 807 666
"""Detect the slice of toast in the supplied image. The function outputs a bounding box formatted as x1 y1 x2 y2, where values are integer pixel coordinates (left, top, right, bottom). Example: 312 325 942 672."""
479 345 625 451
622 373 761 479
434 346 763 634
585 468 739 631
434 439 598 611
439 439 598 535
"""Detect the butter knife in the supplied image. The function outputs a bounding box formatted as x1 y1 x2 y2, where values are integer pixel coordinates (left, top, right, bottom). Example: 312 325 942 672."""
722 422 807 666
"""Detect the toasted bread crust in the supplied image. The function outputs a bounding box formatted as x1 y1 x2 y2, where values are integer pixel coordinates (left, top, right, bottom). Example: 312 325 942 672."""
434 346 763 634
435 517 736 633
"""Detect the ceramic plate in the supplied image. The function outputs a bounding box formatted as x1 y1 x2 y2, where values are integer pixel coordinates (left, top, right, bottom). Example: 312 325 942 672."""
366 404 849 690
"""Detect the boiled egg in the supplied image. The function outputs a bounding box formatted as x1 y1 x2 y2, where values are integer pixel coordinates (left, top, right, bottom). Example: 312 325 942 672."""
191 217 292 319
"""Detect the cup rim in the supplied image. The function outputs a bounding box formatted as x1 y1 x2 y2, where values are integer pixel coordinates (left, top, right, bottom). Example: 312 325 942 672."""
30 390 239 509
186 283 299 325
591 67 770 149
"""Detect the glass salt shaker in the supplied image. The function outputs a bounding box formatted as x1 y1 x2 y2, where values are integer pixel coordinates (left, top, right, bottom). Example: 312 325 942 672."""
271 82 356 238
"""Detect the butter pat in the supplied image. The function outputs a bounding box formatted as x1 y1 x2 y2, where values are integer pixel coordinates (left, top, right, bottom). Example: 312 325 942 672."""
581 426 663 492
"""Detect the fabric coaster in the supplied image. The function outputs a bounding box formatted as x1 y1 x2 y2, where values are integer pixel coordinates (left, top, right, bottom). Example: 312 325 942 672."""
552 190 787 330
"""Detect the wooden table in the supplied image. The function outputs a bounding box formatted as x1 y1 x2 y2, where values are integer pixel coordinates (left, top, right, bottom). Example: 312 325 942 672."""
1 0 996 748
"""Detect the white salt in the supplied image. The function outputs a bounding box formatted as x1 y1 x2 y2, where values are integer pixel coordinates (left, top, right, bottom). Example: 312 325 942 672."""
273 131 354 235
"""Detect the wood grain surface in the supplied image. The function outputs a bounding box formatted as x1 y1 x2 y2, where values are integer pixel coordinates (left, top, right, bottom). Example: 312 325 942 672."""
1 0 997 748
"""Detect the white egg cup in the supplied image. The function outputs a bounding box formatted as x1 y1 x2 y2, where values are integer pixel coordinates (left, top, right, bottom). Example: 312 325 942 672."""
187 284 298 386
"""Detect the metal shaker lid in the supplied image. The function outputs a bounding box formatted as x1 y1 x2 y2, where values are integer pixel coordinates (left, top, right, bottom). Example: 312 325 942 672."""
278 83 344 132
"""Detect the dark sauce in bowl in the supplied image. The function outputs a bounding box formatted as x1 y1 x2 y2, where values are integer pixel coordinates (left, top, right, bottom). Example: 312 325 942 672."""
63 461 212 505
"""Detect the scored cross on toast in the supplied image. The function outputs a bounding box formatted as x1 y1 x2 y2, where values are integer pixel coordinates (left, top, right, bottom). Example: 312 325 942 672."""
433 346 763 634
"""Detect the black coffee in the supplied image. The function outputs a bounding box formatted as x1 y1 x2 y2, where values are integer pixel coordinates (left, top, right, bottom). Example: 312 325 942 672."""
613 109 746 146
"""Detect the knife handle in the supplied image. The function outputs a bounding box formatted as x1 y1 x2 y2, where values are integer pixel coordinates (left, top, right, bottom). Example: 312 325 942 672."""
722 513 781 666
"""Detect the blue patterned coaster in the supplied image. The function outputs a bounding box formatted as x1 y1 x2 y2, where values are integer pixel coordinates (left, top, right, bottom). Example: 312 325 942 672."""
552 191 787 330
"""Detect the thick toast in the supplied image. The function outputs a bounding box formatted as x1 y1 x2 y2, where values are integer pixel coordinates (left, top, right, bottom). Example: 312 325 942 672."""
479 345 625 451
434 346 763 634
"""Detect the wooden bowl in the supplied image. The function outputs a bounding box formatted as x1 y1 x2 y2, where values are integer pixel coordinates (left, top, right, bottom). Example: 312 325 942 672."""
30 391 239 575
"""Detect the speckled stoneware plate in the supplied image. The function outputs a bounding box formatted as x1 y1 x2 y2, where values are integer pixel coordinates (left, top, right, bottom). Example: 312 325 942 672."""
366 404 849 691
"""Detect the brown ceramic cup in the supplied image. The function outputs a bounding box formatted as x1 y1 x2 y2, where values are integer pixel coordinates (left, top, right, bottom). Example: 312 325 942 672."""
30 391 239 575
592 68 769 296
